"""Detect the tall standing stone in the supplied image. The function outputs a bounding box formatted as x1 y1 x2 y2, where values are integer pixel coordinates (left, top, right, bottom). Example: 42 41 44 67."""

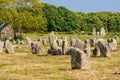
97 31 100 36
90 38 96 47
26 36 33 48
92 28 96 36
100 27 106 36
62 39 68 55
71 48 91 70
93 44 101 56
49 31 56 43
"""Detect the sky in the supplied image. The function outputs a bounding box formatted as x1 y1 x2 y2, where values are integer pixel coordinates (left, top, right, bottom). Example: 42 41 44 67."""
41 0 120 12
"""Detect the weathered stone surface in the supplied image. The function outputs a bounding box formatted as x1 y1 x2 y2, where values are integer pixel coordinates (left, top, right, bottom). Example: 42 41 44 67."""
42 39 47 46
50 40 58 50
100 27 106 36
4 40 9 48
48 48 62 55
84 40 91 57
70 39 76 47
71 48 91 70
26 36 33 48
74 38 85 50
48 31 56 43
48 39 62 55
93 45 101 56
62 40 68 55
31 42 45 54
93 39 111 57
92 28 96 36
90 38 96 47
57 39 62 46
74 38 91 56
6 43 14 53
108 38 117 51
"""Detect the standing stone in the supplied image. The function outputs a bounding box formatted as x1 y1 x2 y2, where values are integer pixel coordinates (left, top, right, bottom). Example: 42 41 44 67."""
84 40 91 57
96 31 100 36
71 48 91 70
31 42 45 54
90 38 96 47
50 40 58 50
6 43 14 53
74 38 91 56
92 28 96 36
49 31 56 43
94 39 111 57
0 41 4 52
70 39 76 47
4 40 9 48
100 27 106 36
42 39 47 46
62 40 68 55
57 39 62 46
26 36 32 48
93 45 101 56
74 38 85 50
16 39 20 44
48 40 62 55
108 38 117 51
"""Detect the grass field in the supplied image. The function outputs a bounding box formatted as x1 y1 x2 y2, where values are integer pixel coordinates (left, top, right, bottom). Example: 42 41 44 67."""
0 34 120 80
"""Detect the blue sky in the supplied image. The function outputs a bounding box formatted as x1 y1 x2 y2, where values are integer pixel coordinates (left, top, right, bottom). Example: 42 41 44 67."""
41 0 120 12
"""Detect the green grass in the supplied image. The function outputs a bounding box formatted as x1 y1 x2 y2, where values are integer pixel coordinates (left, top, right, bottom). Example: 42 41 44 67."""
0 34 120 80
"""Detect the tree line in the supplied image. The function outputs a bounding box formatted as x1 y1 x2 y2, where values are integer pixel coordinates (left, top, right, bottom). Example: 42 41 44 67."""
0 0 120 34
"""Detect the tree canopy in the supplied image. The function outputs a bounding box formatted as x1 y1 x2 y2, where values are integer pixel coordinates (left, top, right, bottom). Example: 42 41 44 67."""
0 0 120 33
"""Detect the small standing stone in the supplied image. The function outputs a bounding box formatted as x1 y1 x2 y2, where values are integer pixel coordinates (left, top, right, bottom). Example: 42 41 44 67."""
31 42 45 54
6 43 14 53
